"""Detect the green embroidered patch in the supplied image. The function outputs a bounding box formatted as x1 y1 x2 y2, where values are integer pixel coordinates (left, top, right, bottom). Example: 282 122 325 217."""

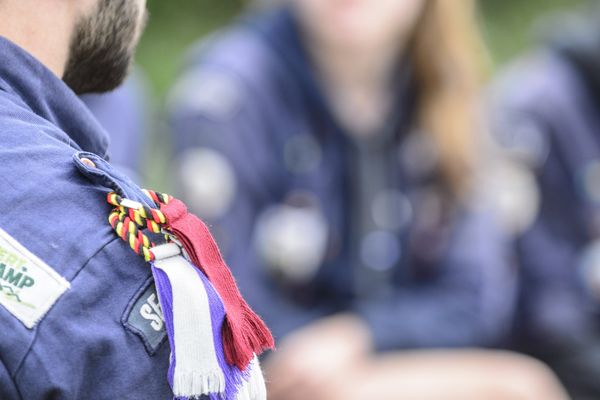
0 227 69 328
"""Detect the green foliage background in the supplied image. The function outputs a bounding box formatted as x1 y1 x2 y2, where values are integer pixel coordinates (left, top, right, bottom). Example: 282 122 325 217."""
137 0 584 97
135 0 585 189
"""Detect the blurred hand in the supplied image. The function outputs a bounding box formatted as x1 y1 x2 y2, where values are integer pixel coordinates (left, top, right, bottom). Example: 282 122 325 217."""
265 313 372 400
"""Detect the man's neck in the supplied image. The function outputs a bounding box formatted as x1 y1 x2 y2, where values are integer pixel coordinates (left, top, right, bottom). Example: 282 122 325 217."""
0 2 76 78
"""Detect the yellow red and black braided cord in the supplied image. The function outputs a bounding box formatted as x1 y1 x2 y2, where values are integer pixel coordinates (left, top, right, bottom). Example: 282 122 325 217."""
106 190 173 262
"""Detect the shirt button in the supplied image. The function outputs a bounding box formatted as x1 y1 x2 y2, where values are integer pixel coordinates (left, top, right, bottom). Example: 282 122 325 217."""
80 157 96 168
360 230 401 271
371 189 413 232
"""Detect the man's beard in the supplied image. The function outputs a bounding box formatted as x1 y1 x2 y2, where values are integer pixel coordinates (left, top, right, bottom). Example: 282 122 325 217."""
63 0 146 94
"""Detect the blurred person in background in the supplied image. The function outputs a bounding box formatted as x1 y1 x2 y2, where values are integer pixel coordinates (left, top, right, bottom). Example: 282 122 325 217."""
170 0 568 398
80 71 151 183
490 3 600 399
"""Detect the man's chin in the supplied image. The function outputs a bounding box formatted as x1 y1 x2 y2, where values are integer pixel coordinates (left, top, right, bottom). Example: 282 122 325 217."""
63 62 132 95
62 0 144 95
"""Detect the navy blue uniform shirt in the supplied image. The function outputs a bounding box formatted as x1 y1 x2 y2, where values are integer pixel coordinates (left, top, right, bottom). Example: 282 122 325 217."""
489 8 600 397
169 7 515 351
491 18 600 351
0 37 172 399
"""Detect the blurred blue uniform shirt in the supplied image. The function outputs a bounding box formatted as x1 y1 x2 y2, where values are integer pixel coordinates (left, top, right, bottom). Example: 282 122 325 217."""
170 7 515 351
0 37 173 398
491 26 600 350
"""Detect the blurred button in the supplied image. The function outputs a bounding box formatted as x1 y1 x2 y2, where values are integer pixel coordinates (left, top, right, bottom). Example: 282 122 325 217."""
360 230 401 271
371 189 412 232
284 135 322 174
178 148 236 219
480 160 539 235
80 157 96 168
254 202 328 283
494 118 550 167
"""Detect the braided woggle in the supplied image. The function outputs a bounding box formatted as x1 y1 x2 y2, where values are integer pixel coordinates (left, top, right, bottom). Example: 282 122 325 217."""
142 189 172 206
108 209 156 262
106 190 174 263
107 192 168 232
109 210 153 248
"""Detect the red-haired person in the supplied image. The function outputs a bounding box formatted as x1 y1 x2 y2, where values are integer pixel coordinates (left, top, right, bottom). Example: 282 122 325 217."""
169 1 568 398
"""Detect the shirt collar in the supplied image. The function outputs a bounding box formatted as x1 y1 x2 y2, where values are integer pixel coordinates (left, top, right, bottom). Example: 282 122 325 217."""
0 36 110 158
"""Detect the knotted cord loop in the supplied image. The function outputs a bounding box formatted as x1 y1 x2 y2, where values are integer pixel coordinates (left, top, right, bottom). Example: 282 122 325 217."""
107 190 173 262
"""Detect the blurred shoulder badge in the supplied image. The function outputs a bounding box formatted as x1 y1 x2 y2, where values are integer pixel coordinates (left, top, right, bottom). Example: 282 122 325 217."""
0 226 70 329
122 279 167 355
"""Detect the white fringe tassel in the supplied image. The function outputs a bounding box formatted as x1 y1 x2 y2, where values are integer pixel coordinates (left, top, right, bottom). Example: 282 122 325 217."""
236 356 267 400
172 369 226 398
